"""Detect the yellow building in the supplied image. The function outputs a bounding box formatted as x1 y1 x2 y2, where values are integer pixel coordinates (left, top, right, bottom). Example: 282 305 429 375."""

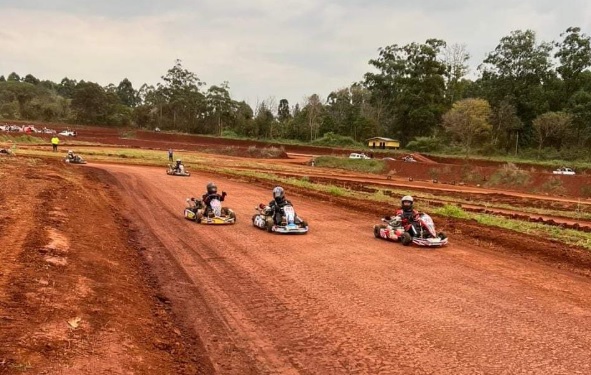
367 137 400 149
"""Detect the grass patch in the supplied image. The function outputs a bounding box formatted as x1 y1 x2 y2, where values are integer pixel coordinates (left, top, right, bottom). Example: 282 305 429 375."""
314 156 386 174
433 205 591 251
0 134 44 144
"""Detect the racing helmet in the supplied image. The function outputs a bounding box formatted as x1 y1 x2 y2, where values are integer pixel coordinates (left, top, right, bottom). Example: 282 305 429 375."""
176 159 181 163
401 195 414 210
272 186 285 203
206 182 217 195
67 150 73 154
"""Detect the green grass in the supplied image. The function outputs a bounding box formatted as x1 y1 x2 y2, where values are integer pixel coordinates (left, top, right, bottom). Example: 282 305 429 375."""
0 134 44 143
314 156 387 174
432 205 591 251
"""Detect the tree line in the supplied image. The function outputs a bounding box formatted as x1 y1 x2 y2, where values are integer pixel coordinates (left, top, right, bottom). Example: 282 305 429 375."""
2 27 591 159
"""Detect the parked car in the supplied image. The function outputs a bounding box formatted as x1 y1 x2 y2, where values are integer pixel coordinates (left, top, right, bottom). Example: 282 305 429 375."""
58 130 77 137
553 167 576 175
349 153 370 160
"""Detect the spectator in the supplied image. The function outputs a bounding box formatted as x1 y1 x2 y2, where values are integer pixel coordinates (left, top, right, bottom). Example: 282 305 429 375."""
168 148 173 162
51 135 59 152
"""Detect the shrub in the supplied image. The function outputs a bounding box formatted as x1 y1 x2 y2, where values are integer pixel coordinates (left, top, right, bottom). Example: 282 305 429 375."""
310 132 363 147
406 136 443 152
486 163 531 187
536 177 566 195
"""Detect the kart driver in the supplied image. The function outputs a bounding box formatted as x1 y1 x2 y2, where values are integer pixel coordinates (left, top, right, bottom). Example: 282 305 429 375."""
200 182 227 215
266 186 293 225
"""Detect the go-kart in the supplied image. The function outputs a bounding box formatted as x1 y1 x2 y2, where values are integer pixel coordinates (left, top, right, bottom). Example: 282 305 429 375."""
167 163 190 176
373 213 447 247
252 203 308 234
64 155 87 164
184 197 235 224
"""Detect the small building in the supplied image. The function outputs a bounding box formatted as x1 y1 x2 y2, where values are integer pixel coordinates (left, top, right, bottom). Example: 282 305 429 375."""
367 137 400 150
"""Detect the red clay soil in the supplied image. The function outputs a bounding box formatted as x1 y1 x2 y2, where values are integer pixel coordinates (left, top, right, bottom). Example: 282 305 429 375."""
0 158 210 374
84 162 591 374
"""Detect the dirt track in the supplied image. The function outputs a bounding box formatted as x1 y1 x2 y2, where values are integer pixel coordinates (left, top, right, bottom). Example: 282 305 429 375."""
94 163 591 374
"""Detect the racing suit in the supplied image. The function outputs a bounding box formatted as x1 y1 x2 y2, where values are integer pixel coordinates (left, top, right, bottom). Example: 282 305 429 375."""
200 192 227 215
267 198 293 225
395 208 421 234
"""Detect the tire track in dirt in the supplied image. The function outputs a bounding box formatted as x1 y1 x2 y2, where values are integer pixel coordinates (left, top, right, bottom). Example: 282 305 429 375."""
95 163 591 375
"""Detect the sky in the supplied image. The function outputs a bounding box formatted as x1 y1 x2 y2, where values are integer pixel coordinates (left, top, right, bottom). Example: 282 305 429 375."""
1 0 591 107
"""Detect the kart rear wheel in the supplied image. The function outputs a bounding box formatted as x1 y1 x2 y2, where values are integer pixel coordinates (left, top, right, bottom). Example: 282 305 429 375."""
228 210 236 222
438 232 447 240
301 220 308 228
401 232 412 246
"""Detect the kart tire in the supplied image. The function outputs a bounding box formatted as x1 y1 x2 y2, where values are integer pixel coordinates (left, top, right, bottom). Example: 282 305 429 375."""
266 224 273 233
438 232 447 240
401 232 412 246
301 220 308 228
373 225 380 238
228 210 236 222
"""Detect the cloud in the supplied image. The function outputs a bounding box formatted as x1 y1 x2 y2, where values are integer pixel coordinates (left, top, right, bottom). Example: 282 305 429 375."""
1 0 591 106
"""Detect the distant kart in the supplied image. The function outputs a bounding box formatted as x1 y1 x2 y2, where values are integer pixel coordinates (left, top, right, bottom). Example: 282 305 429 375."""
373 213 447 247
252 204 308 234
166 164 190 176
64 155 87 164
184 197 236 225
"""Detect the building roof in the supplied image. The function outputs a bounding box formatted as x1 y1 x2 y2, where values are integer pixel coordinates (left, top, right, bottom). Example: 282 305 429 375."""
366 137 399 142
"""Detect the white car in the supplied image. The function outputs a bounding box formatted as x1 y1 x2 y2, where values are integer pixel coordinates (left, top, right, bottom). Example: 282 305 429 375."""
58 130 77 137
349 153 370 160
553 167 576 175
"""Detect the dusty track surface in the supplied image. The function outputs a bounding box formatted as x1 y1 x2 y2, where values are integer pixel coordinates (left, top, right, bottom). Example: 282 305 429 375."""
0 159 207 374
91 162 591 374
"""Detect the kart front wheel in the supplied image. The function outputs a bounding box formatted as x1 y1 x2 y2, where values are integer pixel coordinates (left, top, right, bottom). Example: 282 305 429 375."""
401 232 412 246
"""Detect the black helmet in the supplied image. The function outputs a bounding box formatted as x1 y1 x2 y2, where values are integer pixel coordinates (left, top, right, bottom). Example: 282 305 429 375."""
401 195 414 210
272 186 285 203
207 182 217 195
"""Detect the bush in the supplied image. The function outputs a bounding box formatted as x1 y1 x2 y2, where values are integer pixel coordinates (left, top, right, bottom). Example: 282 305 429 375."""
406 136 443 152
486 163 531 187
221 129 241 138
310 132 363 147
536 177 566 195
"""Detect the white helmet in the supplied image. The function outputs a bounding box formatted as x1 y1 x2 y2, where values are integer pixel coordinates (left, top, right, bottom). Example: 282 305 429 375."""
68 150 73 154
401 195 414 210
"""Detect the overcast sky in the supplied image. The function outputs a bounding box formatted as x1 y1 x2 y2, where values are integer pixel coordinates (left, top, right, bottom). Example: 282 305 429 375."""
1 0 591 106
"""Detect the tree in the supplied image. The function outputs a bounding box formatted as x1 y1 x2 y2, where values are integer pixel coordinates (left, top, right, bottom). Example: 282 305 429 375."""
116 78 138 107
23 74 40 85
7 72 21 82
304 94 323 140
478 29 554 129
0 76 5 82
443 43 470 104
490 101 523 152
277 99 291 122
206 82 234 135
442 98 492 152
532 112 571 151
58 77 78 99
555 27 591 84
364 39 448 144
71 81 114 125
158 59 206 132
